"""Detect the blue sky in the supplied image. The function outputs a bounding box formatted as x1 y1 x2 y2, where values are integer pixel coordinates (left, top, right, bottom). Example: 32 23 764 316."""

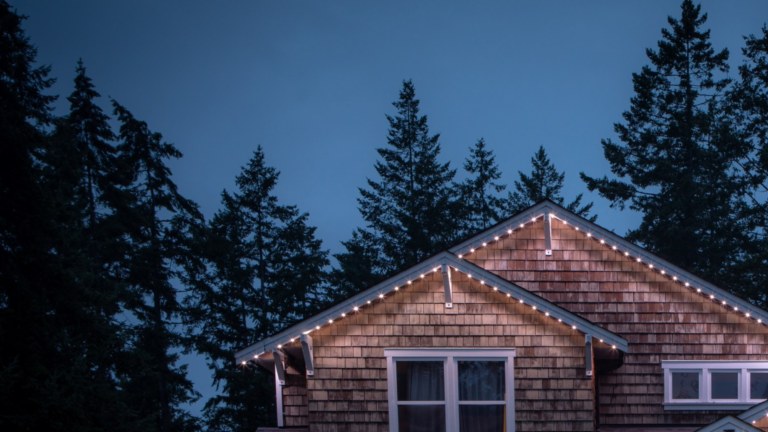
18 0 768 253
15 0 768 413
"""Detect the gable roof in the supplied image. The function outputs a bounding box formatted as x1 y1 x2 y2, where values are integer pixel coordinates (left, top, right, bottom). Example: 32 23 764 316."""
236 199 768 364
234 251 628 364
737 399 768 426
695 415 762 432
450 199 768 330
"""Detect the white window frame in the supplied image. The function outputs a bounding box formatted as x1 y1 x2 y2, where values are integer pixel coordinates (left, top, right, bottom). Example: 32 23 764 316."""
662 361 768 410
385 348 516 432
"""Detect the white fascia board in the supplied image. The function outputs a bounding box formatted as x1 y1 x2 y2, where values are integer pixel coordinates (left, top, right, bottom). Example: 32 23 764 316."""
695 415 762 432
738 399 768 423
234 253 449 363
445 255 629 352
548 204 768 329
452 199 768 338
449 201 553 255
235 248 629 363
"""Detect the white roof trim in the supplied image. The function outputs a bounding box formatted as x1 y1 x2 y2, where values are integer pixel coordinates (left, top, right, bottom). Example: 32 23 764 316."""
235 251 628 364
450 199 768 332
738 399 768 424
448 255 628 351
695 415 762 432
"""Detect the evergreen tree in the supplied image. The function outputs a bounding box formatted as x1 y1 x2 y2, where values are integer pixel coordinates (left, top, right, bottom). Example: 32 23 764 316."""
356 80 457 273
39 61 136 431
510 145 594 219
733 26 768 198
111 101 202 432
730 26 768 305
457 138 507 234
0 3 104 431
330 228 385 300
580 0 752 294
67 60 116 225
191 147 328 431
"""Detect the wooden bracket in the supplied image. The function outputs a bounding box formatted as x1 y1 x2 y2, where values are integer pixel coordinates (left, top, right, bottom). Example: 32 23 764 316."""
544 211 553 256
442 264 453 308
273 350 285 427
585 335 593 377
301 334 314 377
273 350 286 385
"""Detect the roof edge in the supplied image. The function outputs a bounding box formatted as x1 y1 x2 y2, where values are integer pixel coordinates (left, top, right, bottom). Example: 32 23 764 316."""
451 200 768 332
235 249 629 364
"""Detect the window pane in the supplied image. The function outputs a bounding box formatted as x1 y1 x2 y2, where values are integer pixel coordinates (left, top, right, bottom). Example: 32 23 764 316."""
459 405 505 432
751 373 768 399
396 361 444 401
711 372 738 399
459 360 505 401
671 372 699 400
398 405 446 432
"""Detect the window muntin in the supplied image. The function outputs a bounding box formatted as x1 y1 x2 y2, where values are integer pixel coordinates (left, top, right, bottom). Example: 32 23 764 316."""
662 361 768 410
385 349 515 432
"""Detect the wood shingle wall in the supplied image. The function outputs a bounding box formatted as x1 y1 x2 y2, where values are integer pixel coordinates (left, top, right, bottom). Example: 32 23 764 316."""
283 375 308 428
289 271 597 432
466 218 768 428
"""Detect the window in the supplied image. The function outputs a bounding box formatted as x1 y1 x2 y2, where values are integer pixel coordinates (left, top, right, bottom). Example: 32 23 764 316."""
385 349 516 432
662 361 768 410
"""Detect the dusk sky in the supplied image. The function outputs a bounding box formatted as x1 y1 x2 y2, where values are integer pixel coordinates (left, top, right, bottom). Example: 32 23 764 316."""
18 0 768 254
15 0 768 411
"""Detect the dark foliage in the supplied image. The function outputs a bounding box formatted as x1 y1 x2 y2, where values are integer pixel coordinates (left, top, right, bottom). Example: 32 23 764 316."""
190 147 328 431
510 145 594 220
581 0 756 299
457 138 507 234
334 81 459 300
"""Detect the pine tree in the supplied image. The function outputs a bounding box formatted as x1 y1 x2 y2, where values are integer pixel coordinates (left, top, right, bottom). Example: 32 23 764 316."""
111 101 202 432
40 60 136 431
510 145 594 219
733 26 768 197
457 138 507 234
356 80 457 272
580 0 752 293
331 228 385 301
730 26 768 305
0 3 99 431
191 147 328 431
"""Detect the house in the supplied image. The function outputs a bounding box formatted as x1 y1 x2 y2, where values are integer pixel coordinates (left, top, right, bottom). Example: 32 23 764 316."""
236 200 768 432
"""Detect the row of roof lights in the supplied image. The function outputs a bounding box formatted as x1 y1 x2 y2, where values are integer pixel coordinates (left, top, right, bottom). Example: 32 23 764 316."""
456 213 764 327
242 265 441 364
240 254 618 365
465 270 611 345
241 211 764 366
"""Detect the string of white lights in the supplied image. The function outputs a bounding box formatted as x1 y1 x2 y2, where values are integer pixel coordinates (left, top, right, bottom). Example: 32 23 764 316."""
453 212 766 329
242 211 763 366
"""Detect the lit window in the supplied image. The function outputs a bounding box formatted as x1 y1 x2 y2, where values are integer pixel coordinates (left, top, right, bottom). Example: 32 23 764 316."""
662 361 768 410
385 349 516 432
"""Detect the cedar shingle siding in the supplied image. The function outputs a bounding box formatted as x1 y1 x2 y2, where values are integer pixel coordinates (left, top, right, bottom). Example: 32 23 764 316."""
292 271 595 431
467 218 768 428
246 203 768 431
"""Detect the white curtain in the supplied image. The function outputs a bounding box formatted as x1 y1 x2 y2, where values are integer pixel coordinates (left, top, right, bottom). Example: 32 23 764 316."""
397 361 446 432
458 361 505 432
